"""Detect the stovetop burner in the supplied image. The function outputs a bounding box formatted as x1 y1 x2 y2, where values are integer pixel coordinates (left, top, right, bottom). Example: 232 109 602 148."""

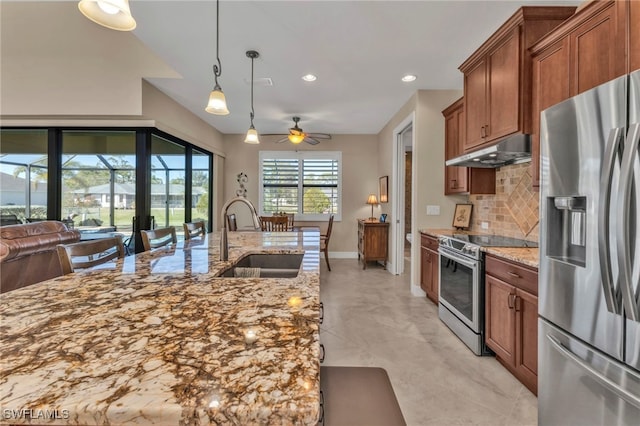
451 234 538 248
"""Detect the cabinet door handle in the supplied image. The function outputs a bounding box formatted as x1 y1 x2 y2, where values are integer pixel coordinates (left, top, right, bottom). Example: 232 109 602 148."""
319 302 324 324
320 343 325 363
508 271 521 279
508 293 516 309
451 179 458 189
481 126 485 138
514 296 522 312
485 124 489 137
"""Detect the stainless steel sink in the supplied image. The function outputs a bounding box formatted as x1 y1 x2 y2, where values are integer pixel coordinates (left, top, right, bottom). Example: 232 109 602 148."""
217 253 304 278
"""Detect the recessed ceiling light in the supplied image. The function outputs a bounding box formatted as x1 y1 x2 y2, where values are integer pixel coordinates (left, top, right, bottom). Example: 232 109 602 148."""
402 74 417 82
302 74 317 82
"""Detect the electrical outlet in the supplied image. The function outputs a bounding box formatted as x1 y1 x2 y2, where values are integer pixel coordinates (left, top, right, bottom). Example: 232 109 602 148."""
426 205 440 216
481 221 489 230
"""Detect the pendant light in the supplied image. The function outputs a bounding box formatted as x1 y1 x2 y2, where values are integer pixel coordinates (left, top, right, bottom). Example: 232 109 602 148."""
205 0 229 115
78 0 137 31
244 50 260 144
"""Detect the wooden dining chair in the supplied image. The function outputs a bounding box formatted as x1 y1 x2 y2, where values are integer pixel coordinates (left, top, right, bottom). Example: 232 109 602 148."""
285 213 295 231
57 235 125 274
260 215 289 231
183 221 206 240
226 214 238 231
141 227 178 251
321 214 335 271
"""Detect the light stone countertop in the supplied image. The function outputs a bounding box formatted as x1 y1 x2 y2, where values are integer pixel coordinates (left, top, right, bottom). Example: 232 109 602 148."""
420 228 539 269
0 231 321 425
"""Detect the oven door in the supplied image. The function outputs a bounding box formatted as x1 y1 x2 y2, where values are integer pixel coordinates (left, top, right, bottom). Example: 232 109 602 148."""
438 247 481 332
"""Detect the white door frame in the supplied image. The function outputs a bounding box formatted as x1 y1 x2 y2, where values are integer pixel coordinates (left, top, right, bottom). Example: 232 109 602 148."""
390 112 415 276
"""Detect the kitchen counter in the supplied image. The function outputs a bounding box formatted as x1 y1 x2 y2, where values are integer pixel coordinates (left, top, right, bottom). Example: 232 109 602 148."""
0 231 321 425
420 229 539 268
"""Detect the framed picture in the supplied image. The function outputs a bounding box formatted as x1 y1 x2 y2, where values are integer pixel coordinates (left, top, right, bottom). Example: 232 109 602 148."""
379 176 389 203
452 204 473 229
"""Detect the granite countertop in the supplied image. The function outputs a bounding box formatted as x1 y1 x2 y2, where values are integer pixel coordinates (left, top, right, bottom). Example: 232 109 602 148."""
0 231 321 425
420 228 539 269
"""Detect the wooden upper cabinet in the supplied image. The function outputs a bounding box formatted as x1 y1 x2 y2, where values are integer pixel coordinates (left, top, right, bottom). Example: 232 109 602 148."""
443 98 468 194
570 2 624 95
629 0 639 73
530 0 628 188
487 30 521 143
459 7 576 153
442 97 496 195
463 61 488 149
531 38 570 187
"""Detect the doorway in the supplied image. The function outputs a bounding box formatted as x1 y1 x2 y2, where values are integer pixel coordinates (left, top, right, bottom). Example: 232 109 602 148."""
391 113 415 278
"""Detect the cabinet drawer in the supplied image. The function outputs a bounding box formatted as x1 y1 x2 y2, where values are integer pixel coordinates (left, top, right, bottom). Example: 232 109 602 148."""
420 233 438 251
486 255 538 295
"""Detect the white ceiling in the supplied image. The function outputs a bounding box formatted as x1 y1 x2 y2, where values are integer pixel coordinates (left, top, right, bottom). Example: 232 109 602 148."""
28 1 583 136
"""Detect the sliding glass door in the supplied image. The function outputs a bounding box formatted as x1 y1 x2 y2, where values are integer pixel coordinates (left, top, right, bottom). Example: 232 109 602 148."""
61 130 136 233
0 130 49 222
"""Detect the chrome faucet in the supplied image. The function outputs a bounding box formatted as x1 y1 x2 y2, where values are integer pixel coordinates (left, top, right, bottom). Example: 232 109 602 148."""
219 196 262 260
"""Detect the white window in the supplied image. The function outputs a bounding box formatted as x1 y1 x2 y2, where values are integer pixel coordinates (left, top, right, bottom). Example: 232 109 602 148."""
259 151 341 221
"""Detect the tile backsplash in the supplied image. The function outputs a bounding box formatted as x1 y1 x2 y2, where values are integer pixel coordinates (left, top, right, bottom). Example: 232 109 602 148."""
468 163 539 242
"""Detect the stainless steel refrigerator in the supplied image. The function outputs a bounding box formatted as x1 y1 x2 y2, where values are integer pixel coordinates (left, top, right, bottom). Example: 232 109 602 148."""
539 69 640 425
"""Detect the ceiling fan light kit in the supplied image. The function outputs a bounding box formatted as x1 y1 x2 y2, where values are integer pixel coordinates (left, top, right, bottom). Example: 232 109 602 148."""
78 0 136 31
205 0 230 115
262 116 332 145
244 50 260 144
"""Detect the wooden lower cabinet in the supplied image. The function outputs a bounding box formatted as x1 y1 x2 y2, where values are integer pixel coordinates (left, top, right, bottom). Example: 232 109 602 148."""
485 255 538 394
420 234 439 304
357 220 389 269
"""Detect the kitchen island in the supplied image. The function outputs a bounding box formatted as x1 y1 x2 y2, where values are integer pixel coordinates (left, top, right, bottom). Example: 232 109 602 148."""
0 230 321 425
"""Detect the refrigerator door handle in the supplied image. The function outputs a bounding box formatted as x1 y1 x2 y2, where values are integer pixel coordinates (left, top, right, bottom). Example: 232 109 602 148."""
547 334 640 409
599 127 625 314
617 123 640 321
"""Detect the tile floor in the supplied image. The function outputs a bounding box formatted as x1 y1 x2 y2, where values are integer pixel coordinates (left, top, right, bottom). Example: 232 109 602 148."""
319 259 537 426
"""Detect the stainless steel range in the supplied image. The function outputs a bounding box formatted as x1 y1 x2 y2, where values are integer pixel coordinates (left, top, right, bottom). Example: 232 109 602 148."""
437 234 537 355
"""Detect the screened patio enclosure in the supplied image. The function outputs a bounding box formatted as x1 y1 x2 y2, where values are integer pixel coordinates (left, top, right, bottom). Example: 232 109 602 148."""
0 129 213 251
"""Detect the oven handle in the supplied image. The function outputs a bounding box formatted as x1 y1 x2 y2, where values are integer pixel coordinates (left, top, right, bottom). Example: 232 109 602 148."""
438 248 478 270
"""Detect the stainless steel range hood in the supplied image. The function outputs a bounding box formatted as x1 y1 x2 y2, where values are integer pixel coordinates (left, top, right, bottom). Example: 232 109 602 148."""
445 134 531 168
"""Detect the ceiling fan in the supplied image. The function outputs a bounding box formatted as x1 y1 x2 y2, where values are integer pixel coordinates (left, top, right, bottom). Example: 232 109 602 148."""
263 116 332 145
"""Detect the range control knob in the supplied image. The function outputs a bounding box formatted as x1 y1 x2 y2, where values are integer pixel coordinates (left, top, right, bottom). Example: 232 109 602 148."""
463 244 479 257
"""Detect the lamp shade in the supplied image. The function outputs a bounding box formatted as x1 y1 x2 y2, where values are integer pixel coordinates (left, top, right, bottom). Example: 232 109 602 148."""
244 126 260 144
78 0 137 31
205 88 230 115
366 194 378 205
288 133 305 144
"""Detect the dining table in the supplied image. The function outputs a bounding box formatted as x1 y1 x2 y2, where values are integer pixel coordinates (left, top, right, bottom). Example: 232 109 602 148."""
0 229 321 425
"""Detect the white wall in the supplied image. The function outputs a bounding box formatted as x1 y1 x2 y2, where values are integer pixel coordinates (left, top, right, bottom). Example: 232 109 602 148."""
0 2 227 224
377 90 466 292
222 134 378 253
0 2 179 116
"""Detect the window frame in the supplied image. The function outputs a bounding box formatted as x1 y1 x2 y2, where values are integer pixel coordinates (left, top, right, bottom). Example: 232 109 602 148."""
258 151 342 221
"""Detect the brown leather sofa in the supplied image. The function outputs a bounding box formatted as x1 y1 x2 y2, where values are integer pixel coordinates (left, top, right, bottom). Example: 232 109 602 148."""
0 221 81 293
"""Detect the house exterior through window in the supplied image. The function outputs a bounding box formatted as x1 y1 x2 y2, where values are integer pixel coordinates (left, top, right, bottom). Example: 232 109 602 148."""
259 151 341 221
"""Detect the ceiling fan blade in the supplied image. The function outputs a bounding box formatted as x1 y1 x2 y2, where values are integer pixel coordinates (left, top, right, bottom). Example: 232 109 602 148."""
306 133 332 140
305 137 321 145
275 137 289 144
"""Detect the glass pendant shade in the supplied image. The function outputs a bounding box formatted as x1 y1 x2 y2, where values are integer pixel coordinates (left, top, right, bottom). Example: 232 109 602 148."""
244 126 260 144
205 87 230 115
78 0 137 31
288 133 305 144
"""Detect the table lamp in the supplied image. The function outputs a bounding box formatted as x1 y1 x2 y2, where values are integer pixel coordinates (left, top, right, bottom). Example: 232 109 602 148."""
366 194 378 221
